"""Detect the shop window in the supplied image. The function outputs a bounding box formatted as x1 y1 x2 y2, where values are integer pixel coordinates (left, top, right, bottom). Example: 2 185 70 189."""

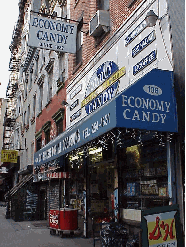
102 139 113 160
120 140 169 214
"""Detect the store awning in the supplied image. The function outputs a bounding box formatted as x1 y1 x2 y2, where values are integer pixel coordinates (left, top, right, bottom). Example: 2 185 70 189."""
34 69 178 166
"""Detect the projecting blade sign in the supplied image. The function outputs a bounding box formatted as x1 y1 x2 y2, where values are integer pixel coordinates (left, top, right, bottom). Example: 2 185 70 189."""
28 14 77 53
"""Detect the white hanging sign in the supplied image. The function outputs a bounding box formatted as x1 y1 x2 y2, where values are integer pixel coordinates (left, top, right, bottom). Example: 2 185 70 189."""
28 14 77 53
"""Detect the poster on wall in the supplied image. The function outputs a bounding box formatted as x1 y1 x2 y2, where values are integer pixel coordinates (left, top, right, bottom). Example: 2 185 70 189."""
141 204 184 247
28 14 77 53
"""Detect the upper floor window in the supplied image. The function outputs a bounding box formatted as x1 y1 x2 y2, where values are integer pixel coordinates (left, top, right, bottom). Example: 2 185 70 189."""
28 69 33 90
76 19 83 66
27 105 30 127
42 121 51 145
17 96 21 116
57 53 65 88
52 108 64 136
36 136 42 151
39 84 43 112
33 94 36 119
24 78 28 99
35 130 42 151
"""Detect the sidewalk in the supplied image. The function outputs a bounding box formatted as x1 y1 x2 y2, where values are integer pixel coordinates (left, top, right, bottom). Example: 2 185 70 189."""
0 207 96 247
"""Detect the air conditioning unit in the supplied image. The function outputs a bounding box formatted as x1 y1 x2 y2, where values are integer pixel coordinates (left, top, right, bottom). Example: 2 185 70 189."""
89 10 110 37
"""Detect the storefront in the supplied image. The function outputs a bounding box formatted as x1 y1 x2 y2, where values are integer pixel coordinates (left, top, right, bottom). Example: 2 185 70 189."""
34 0 181 241
34 68 178 238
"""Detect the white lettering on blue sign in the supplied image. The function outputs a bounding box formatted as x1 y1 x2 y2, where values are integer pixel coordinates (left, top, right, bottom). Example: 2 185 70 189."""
132 31 156 57
63 129 80 151
70 109 81 122
122 95 170 124
85 81 119 115
125 20 147 46
133 50 157 75
82 113 111 139
70 99 79 111
143 85 162 96
85 61 118 98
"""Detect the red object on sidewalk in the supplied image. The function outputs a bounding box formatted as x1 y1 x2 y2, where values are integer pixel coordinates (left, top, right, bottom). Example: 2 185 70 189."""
59 208 78 230
49 209 59 229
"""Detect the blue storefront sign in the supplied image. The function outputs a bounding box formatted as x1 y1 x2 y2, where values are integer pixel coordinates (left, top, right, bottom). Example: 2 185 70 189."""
132 31 156 57
133 50 157 75
85 80 119 115
116 69 177 132
34 69 177 166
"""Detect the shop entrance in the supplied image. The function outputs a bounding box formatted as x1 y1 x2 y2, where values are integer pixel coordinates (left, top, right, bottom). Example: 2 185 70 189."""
39 189 47 220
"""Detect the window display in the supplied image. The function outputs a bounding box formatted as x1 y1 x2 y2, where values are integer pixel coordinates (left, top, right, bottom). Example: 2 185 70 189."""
121 140 169 224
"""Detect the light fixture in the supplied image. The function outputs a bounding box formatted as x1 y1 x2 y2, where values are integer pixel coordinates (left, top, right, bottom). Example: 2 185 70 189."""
145 10 158 27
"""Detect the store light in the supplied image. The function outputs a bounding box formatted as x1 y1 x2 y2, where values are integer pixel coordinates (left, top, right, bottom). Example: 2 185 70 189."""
89 147 102 154
145 10 158 27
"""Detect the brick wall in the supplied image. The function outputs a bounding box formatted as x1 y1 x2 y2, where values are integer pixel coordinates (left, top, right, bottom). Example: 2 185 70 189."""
68 0 143 82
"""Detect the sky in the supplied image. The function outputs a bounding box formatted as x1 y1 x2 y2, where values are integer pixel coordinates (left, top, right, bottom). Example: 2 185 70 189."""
0 1 19 99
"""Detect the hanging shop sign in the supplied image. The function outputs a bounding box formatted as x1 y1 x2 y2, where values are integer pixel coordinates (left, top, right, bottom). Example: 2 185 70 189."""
132 31 156 57
133 50 157 75
1 150 18 163
28 14 77 53
141 204 184 247
34 69 177 166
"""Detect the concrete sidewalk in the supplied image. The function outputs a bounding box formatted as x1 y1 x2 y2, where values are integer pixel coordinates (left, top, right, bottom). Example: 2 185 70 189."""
0 207 96 247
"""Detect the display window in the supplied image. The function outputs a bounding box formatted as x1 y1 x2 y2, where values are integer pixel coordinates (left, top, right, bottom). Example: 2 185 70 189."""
119 139 169 224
